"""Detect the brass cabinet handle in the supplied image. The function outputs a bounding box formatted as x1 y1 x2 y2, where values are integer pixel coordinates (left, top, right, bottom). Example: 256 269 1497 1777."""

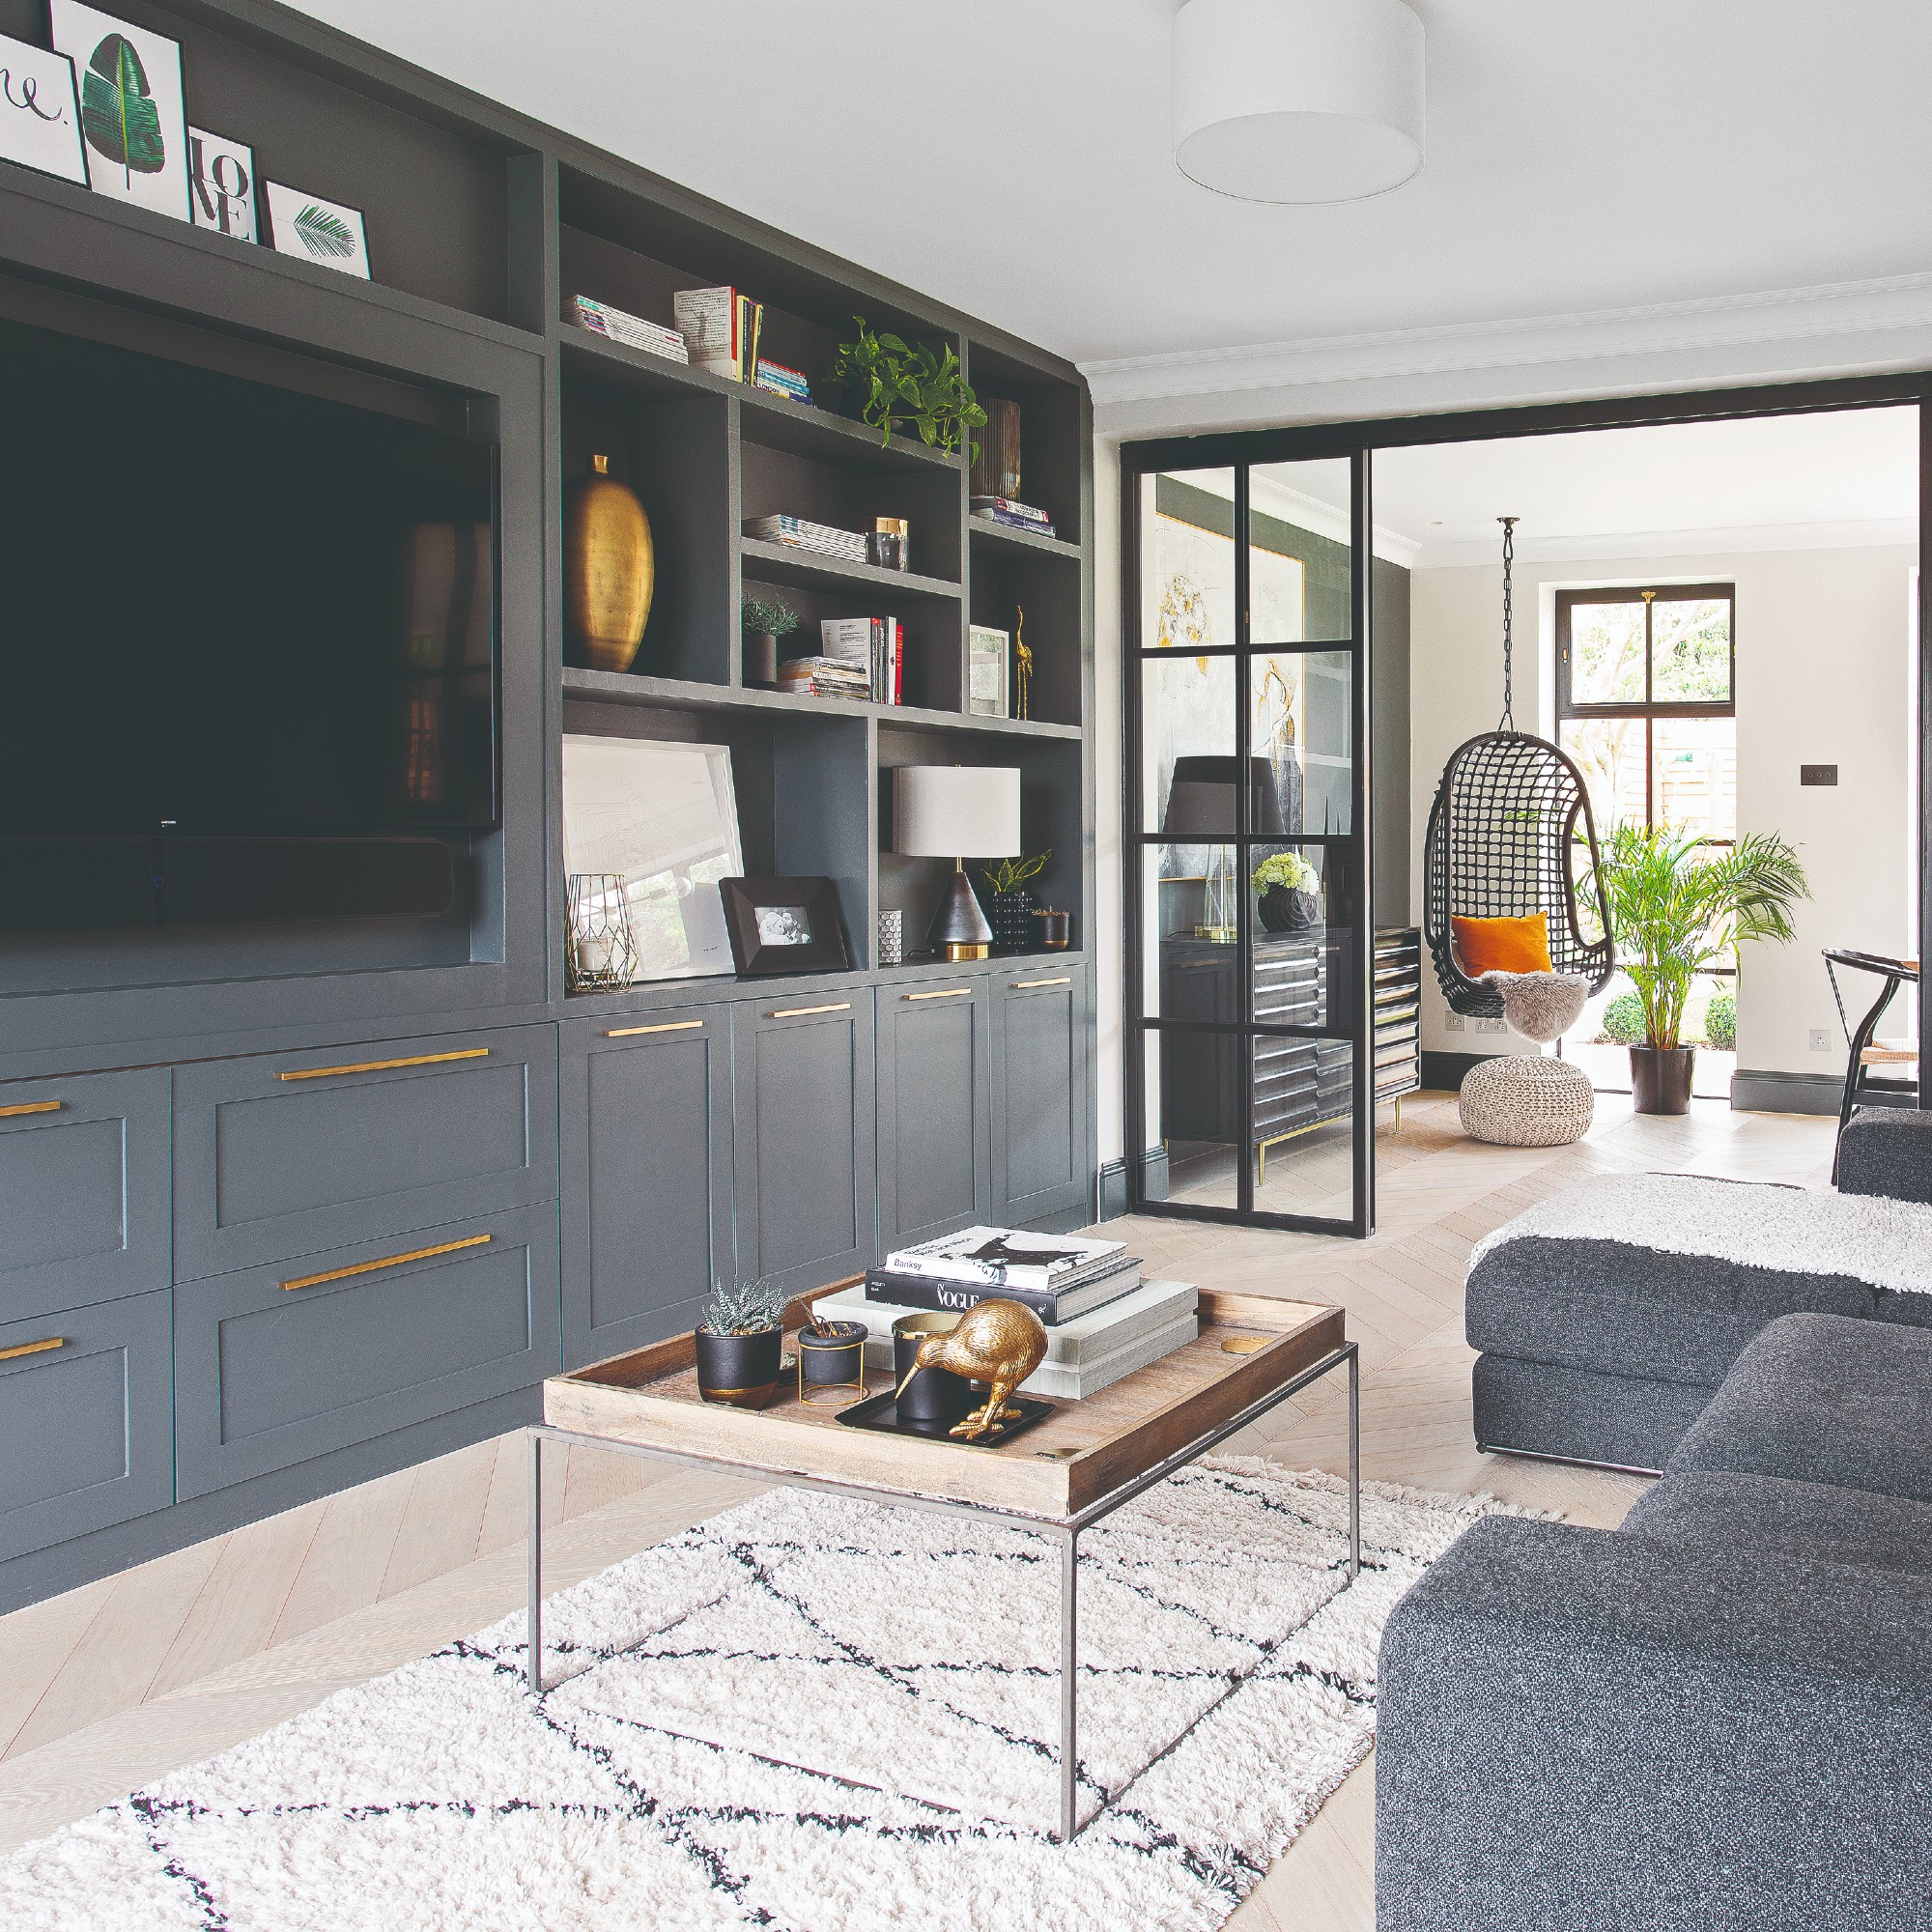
279 1048 491 1083
1010 977 1072 989
0 1100 62 1119
604 1019 704 1037
903 987 971 1001
0 1335 65 1363
767 1002 852 1019
282 1233 492 1292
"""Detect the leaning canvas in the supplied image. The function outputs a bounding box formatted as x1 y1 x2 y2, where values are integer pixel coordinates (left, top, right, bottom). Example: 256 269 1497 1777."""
263 179 370 278
0 33 89 186
47 1 189 219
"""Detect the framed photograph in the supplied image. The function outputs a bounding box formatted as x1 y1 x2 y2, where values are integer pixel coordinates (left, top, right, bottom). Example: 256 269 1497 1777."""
719 877 851 977
263 179 370 278
187 126 255 242
0 34 87 186
47 1 188 220
560 736 743 982
968 624 1009 718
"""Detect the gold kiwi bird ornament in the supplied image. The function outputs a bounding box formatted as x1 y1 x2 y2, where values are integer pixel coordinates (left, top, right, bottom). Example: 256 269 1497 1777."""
894 1298 1048 1439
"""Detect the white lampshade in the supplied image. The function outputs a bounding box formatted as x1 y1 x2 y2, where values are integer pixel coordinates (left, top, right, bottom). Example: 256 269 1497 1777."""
1173 0 1425 205
893 765 1022 859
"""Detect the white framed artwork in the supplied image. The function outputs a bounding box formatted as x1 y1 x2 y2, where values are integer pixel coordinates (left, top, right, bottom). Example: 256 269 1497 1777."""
263 180 370 278
0 33 87 186
561 737 744 981
47 2 189 220
187 126 255 241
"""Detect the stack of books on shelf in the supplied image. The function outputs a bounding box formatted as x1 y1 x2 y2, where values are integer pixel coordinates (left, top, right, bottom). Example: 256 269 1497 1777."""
743 514 869 563
971 496 1057 540
775 656 870 701
754 359 812 406
568 295 690 365
821 617 903 705
815 1227 1199 1401
673 286 764 382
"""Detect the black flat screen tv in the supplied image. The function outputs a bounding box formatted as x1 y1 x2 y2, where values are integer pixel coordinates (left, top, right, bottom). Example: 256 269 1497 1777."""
0 318 500 836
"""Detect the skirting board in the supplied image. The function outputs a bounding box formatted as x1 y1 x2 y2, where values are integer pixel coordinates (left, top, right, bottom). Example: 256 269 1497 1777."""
1099 1148 1172 1218
1729 1068 1843 1116
1419 1049 1503 1093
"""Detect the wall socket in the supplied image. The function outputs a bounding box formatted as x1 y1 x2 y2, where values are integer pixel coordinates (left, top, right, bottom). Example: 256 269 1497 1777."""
1475 1017 1507 1034
1808 1028 1834 1053
1444 1011 1465 1032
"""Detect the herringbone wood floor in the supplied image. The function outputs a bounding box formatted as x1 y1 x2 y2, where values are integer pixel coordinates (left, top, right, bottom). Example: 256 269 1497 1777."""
0 1092 1834 1925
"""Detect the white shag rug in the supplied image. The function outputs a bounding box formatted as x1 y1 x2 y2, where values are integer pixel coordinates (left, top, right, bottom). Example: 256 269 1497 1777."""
1471 1169 1932 1296
1 1460 1529 1932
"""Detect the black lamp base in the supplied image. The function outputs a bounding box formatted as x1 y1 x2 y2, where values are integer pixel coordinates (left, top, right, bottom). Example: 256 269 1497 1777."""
927 866 991 962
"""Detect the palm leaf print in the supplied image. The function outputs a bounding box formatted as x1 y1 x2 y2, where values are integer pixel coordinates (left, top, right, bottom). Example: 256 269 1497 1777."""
80 34 163 186
291 202 356 260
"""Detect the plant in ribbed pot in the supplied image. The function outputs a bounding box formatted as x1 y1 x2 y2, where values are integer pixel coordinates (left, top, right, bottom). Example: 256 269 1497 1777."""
695 1277 791 1409
1587 824 1807 1115
980 850 1051 953
1251 850 1321 933
741 594 798 691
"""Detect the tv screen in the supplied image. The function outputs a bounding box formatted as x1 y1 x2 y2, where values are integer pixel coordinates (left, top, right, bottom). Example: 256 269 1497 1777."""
0 319 499 835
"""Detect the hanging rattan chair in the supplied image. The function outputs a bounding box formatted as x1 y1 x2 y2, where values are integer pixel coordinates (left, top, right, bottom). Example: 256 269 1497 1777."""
1422 518 1616 1019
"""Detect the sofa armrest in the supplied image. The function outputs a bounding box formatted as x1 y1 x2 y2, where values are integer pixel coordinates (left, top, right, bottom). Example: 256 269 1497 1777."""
1837 1106 1932 1204
1376 1516 1932 1932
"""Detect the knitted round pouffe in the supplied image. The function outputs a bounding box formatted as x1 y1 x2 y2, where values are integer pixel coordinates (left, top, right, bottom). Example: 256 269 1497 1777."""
1459 1054 1595 1147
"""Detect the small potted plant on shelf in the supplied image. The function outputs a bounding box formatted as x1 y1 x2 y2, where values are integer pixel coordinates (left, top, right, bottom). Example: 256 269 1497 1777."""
1590 823 1808 1115
828 317 987 457
1251 851 1321 932
742 595 798 691
695 1276 791 1408
795 1300 868 1405
980 849 1051 953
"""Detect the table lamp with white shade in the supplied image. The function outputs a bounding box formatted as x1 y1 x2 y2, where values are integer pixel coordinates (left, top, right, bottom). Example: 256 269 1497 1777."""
893 764 1022 961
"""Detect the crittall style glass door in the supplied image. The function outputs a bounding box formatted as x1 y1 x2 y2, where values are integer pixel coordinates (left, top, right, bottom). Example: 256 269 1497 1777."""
1125 452 1374 1235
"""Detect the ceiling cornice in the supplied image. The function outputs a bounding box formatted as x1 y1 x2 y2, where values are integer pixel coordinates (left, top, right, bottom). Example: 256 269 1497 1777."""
1407 517 1918 573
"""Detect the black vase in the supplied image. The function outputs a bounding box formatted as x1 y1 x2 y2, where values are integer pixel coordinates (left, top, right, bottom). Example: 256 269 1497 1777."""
1258 885 1318 933
1630 1045 1695 1116
797 1320 867 1395
892 1314 977 1422
694 1325 784 1408
987 889 1037 953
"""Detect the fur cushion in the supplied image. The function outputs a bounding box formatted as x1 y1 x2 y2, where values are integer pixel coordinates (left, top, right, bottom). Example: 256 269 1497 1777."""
1479 970 1589 1044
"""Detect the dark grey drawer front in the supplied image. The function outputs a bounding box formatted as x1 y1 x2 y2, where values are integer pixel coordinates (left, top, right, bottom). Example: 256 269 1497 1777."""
561 1010 733 1370
993 967 1091 1223
174 1203 560 1498
0 1290 173 1562
0 1069 171 1326
876 983 989 1249
174 1029 557 1280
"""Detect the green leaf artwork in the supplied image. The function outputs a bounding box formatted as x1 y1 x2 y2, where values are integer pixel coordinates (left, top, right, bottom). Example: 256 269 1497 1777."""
80 33 163 186
291 203 355 261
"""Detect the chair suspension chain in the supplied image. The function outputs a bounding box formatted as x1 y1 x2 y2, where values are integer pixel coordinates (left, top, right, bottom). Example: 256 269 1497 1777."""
1498 515 1518 734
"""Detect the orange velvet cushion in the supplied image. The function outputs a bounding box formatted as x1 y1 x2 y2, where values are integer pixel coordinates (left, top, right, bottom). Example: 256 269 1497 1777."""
1452 912 1553 977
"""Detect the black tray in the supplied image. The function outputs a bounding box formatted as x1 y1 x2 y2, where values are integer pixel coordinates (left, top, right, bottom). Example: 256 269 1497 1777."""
834 1389 1056 1447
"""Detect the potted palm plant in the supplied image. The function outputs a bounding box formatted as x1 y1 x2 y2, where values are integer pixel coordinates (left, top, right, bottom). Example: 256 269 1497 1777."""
1590 824 1808 1115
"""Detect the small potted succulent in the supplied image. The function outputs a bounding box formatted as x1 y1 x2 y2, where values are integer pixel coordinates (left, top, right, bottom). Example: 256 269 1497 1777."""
742 594 799 691
695 1276 790 1408
1252 851 1321 932
980 849 1051 954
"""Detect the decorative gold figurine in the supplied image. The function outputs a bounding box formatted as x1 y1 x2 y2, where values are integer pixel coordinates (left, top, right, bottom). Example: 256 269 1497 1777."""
893 1297 1048 1439
1012 606 1033 721
563 453 654 672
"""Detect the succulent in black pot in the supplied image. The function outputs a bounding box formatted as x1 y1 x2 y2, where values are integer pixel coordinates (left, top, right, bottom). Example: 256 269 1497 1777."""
980 849 1051 954
695 1276 790 1408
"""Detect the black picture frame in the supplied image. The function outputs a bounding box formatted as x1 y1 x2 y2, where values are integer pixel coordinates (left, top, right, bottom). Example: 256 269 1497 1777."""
719 876 850 976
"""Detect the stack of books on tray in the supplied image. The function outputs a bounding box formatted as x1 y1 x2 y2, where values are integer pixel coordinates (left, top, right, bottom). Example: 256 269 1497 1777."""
776 656 870 700
819 617 903 705
743 514 870 563
754 358 812 406
824 1226 1198 1401
568 295 690 365
971 496 1057 540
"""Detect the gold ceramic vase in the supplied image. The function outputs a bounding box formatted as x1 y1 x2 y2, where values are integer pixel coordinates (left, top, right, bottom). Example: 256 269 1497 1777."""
564 453 654 672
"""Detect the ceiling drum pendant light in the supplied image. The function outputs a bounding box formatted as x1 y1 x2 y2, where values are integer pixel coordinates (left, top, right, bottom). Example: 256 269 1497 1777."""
1173 0 1426 204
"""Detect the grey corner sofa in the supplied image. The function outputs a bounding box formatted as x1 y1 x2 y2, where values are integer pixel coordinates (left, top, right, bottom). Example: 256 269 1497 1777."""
1377 1309 1932 1932
1464 1106 1932 1473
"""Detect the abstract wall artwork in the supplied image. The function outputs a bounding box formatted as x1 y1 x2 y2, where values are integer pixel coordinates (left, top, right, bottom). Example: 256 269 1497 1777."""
47 2 189 220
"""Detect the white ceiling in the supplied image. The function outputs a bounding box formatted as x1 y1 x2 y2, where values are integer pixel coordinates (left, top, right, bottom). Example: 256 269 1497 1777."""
286 2 1932 385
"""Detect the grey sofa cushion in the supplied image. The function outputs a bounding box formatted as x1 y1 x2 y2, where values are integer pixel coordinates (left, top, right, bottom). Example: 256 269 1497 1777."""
1838 1105 1932 1205
1665 1311 1932 1502
1623 1468 1932 1578
1473 1352 1710 1474
1466 1233 1878 1385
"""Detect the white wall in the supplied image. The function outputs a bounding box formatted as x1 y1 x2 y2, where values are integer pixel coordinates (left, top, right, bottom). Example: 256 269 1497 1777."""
1094 438 1124 1164
1406 545 1917 1075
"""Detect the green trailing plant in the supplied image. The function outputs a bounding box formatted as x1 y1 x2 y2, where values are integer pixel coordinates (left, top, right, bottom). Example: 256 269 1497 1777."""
829 318 987 457
1704 988 1738 1050
700 1276 790 1336
1250 852 1319 895
980 850 1050 896
1599 990 1647 1045
1584 824 1808 1051
742 594 799 638
80 34 165 187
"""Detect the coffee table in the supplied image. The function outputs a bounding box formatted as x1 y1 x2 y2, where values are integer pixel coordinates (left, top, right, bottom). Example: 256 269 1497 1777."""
526 1284 1356 1842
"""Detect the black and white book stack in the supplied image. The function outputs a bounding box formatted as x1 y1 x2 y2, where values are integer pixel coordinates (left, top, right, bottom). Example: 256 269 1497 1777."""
743 514 869 563
970 496 1057 541
816 1226 1199 1400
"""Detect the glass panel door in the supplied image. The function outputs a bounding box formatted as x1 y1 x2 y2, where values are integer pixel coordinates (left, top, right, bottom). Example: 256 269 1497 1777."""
1126 455 1371 1235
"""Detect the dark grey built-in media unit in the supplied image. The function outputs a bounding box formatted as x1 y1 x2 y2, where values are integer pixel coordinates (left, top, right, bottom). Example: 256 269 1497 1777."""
0 0 1094 1611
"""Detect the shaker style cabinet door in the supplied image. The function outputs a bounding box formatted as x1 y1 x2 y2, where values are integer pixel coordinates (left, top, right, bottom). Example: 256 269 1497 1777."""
731 991 875 1296
992 965 1092 1225
875 978 990 1251
560 1006 735 1370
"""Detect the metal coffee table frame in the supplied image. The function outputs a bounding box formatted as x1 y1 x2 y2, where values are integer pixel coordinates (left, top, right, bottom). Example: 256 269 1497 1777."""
525 1338 1358 1844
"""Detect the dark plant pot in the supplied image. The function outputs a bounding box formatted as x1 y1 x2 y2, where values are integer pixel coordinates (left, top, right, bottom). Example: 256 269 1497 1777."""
987 889 1037 953
1258 885 1319 933
1630 1045 1695 1116
797 1320 867 1388
745 631 779 689
695 1325 784 1408
892 1313 977 1422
